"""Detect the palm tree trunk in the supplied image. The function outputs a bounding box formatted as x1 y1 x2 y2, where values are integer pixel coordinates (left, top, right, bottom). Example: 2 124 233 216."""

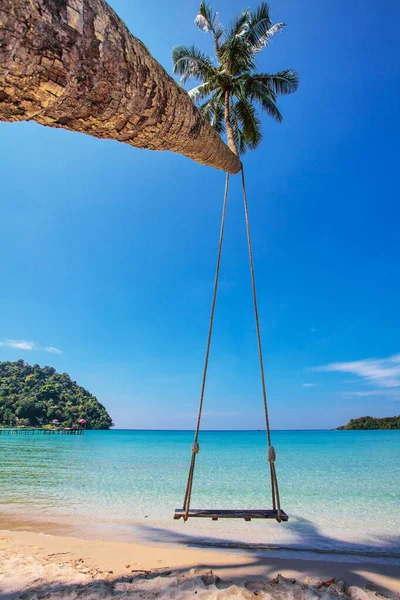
224 91 239 157
0 0 240 175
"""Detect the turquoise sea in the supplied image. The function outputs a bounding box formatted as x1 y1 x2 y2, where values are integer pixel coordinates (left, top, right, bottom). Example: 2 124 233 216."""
1 430 399 564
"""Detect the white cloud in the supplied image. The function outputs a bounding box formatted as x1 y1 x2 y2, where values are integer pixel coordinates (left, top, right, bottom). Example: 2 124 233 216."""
0 339 35 350
314 353 400 388
341 389 400 399
302 383 317 388
44 346 63 355
345 390 386 397
0 339 63 354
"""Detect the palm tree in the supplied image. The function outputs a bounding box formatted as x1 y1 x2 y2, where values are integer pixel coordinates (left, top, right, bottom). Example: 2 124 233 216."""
172 2 299 156
0 0 240 174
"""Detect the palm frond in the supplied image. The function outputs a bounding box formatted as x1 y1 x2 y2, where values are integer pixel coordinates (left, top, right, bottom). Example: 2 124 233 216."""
188 81 218 103
195 2 224 40
236 129 248 154
233 95 262 149
220 36 256 75
238 75 276 102
223 9 250 40
251 22 286 52
252 70 299 95
245 2 272 45
199 93 225 134
172 45 216 84
230 99 259 154
230 107 247 154
238 76 282 121
252 88 282 122
249 2 272 27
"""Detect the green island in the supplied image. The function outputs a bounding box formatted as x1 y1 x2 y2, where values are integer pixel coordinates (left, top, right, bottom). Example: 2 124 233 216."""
0 360 113 429
337 415 400 430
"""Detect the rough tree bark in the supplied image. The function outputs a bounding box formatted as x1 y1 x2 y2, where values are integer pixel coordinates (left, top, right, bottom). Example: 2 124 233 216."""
0 0 241 174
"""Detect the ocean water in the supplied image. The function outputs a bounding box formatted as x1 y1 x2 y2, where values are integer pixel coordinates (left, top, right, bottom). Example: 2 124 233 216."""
1 430 399 563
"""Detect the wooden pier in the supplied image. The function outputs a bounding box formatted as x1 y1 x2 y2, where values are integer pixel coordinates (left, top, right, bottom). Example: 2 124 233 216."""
0 428 84 435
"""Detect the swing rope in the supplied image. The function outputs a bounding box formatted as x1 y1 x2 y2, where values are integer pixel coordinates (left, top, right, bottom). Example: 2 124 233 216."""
183 172 230 521
240 166 282 522
182 166 281 522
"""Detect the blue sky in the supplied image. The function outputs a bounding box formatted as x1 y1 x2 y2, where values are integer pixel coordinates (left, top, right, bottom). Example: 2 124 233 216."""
1 0 399 429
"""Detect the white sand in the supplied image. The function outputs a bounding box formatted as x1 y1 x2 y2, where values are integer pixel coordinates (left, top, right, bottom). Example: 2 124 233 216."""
0 529 399 599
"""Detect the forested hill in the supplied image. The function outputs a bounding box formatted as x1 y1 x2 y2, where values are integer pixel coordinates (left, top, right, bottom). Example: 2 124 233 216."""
337 415 400 430
0 360 113 429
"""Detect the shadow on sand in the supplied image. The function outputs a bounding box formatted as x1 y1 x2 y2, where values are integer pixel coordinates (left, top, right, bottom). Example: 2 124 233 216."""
134 515 400 561
1 517 399 600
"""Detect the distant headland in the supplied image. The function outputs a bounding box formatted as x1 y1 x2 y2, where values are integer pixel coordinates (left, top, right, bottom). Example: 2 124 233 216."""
0 360 113 430
337 415 400 430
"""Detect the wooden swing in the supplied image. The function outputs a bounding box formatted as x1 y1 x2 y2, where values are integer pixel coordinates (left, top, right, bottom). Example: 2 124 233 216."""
174 169 288 523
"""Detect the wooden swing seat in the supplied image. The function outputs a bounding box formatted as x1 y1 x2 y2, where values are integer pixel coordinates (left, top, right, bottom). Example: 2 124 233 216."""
174 508 288 521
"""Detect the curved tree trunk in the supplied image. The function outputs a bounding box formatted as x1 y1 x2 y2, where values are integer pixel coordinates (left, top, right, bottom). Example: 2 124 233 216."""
0 0 240 174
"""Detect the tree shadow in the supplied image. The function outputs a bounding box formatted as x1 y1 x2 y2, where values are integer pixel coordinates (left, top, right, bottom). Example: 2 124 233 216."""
1 518 399 599
128 517 400 595
133 515 400 561
1 552 399 600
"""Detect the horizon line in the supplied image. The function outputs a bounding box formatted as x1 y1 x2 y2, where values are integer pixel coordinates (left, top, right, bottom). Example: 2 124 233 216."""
107 427 337 432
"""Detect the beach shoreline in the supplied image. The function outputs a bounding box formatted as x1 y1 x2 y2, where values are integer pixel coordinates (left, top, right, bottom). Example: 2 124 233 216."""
1 526 399 598
1 508 399 565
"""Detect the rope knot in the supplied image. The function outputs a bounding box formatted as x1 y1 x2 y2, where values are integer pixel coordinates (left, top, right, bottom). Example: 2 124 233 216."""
192 442 200 454
267 445 276 462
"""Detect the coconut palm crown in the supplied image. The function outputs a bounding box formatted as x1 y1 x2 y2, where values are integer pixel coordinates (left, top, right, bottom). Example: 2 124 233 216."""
172 2 299 156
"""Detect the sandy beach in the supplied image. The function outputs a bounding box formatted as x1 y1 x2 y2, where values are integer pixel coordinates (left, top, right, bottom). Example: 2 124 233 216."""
1 525 399 599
